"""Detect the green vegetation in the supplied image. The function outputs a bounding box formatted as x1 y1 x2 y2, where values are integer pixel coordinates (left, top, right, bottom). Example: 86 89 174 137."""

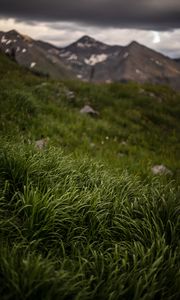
0 52 180 299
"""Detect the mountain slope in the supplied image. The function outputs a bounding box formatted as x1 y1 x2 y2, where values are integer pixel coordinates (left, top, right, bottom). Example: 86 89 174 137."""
0 30 74 79
111 41 180 89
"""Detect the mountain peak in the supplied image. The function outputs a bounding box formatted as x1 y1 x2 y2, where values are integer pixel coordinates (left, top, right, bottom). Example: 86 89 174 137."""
128 41 141 48
6 29 20 36
77 35 97 43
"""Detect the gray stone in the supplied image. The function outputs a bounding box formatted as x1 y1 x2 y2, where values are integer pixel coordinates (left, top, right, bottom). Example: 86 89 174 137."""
80 105 99 116
35 138 49 150
151 165 172 175
65 89 75 100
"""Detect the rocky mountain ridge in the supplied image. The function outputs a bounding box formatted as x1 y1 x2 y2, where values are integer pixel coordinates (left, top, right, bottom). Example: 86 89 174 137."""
0 29 180 90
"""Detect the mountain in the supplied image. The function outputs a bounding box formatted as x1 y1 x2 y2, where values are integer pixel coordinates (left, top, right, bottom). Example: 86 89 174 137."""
174 58 180 63
59 37 180 89
0 30 74 79
111 41 180 89
59 35 122 81
1 30 180 90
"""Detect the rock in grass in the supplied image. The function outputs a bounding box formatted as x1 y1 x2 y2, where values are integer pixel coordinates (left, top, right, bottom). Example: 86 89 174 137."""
65 89 75 100
80 105 99 116
151 165 172 175
35 138 49 150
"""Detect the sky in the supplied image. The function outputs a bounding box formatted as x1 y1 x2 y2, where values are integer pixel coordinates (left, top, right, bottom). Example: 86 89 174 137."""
0 0 180 58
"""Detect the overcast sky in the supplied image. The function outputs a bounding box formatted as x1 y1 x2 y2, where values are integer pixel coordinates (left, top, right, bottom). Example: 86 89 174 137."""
0 0 180 57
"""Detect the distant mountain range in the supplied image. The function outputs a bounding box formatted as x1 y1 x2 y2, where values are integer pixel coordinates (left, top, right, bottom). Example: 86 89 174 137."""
0 30 180 90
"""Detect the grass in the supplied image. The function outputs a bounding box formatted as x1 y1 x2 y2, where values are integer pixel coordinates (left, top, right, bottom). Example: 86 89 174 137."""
0 144 179 300
0 54 180 180
0 51 180 299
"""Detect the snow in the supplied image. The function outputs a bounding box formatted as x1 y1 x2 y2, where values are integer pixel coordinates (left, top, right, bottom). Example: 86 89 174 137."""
123 52 129 59
136 69 141 74
68 54 78 60
1 35 8 44
60 51 71 58
156 60 162 66
84 43 94 48
77 74 83 79
22 48 27 53
1 37 17 45
84 54 108 66
77 43 85 48
48 49 60 55
77 42 96 48
5 49 10 54
151 58 163 66
6 40 12 45
30 62 36 68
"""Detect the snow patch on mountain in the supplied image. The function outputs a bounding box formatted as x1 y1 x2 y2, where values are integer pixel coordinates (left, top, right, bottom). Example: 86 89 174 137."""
68 54 78 60
84 54 108 66
60 51 71 58
123 52 129 59
1 36 8 44
156 60 162 66
77 41 99 48
6 40 12 45
30 62 36 68
77 43 85 48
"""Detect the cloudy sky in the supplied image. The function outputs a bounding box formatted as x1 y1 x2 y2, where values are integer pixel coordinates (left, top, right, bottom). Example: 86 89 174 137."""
0 0 180 57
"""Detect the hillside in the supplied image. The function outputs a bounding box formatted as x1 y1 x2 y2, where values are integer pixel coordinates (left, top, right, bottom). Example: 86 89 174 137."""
0 51 180 300
0 51 180 178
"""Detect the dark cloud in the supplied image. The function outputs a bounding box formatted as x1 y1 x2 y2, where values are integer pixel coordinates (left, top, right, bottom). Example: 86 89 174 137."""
0 0 180 30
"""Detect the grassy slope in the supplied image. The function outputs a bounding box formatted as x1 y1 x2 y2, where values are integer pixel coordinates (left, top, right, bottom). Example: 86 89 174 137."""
0 53 180 179
0 52 180 299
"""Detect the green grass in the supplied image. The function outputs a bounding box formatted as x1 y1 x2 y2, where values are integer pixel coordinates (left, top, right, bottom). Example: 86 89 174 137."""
0 52 180 180
0 144 179 300
0 52 180 299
